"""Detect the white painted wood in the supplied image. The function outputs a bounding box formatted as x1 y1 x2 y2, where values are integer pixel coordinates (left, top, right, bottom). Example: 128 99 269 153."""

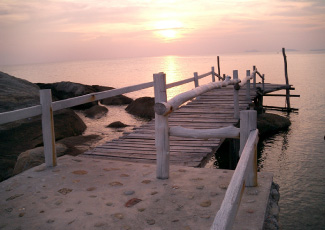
0 105 42 125
153 72 170 179
194 72 199 88
155 78 240 116
166 77 193 89
246 70 251 101
198 71 212 80
211 66 215 82
210 129 259 230
233 70 240 119
40 89 57 167
239 70 256 87
52 81 154 111
240 110 257 187
169 125 240 139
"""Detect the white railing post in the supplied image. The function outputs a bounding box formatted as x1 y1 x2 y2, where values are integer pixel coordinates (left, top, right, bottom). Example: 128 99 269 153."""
246 70 251 101
233 70 239 119
194 72 199 88
253 66 256 91
240 110 257 187
40 89 57 167
153 72 170 179
211 66 215 82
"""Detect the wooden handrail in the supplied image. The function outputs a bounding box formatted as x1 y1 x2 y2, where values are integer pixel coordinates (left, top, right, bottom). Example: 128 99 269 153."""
210 129 259 230
154 78 240 116
169 125 240 139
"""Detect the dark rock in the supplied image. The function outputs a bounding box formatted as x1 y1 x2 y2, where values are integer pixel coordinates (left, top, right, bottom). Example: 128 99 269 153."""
13 143 68 175
257 113 291 137
37 83 133 108
125 97 155 119
0 109 86 180
84 105 108 119
107 121 128 128
37 82 97 109
0 72 40 113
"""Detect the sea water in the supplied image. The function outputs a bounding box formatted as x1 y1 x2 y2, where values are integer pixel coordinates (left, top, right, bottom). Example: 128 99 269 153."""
1 52 324 229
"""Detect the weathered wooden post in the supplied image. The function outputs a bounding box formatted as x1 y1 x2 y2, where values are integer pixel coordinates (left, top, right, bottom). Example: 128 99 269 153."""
194 72 199 88
240 110 257 187
211 66 215 82
262 74 265 92
217 56 221 81
246 70 251 102
253 66 256 91
233 70 240 119
153 72 170 179
40 89 57 167
282 48 291 111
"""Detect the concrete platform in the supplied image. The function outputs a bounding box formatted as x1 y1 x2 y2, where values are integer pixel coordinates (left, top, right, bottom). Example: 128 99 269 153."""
0 155 273 230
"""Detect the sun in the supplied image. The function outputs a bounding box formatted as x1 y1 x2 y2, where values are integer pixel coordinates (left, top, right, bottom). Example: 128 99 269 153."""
154 20 183 41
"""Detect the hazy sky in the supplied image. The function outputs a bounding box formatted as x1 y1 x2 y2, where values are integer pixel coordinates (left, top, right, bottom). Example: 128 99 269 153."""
1 0 324 65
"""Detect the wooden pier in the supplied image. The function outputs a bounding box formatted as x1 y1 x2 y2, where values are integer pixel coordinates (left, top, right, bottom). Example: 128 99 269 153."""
84 83 293 168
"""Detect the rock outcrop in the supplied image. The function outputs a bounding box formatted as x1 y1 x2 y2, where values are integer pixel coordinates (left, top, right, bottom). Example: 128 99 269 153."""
257 113 291 137
37 82 133 109
107 121 129 128
84 105 108 119
125 97 155 120
0 71 40 112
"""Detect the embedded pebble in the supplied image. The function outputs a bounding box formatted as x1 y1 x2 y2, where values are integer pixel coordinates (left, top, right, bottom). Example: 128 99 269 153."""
125 198 142 207
210 192 219 197
65 208 74 212
151 191 158 195
196 185 204 190
176 205 183 211
157 209 164 214
72 159 82 162
178 169 186 172
141 180 151 184
103 168 120 172
246 199 256 203
200 200 211 207
40 210 45 213
5 208 13 213
89 195 97 198
58 188 72 195
172 185 179 189
6 194 24 201
219 184 228 190
18 213 25 217
86 187 96 191
188 195 195 200
124 190 135 196
200 214 211 219
246 209 255 213
41 196 48 199
120 174 130 177
94 222 106 227
86 212 93 215
146 219 155 225
109 181 123 187
55 200 63 206
47 219 55 223
71 170 88 175
106 202 113 206
172 219 179 222
137 208 145 212
113 213 124 219
190 177 203 181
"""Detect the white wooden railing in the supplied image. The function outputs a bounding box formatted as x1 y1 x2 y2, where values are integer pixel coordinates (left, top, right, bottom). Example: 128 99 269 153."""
0 65 225 167
153 70 259 230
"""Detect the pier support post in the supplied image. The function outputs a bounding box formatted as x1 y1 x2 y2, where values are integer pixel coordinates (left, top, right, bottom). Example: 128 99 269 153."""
282 48 291 111
154 72 170 179
217 56 221 81
233 70 240 119
211 66 215 82
40 89 57 167
253 66 256 91
194 72 199 88
240 110 257 187
246 70 251 102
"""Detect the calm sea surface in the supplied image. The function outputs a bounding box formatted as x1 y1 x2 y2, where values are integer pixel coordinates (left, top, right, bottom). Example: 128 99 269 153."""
1 52 324 229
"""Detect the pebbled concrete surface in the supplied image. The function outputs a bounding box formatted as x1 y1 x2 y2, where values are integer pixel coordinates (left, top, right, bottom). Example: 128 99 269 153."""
0 155 272 230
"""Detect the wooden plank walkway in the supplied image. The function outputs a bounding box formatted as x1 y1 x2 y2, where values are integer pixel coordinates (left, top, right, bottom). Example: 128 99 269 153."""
84 83 291 167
